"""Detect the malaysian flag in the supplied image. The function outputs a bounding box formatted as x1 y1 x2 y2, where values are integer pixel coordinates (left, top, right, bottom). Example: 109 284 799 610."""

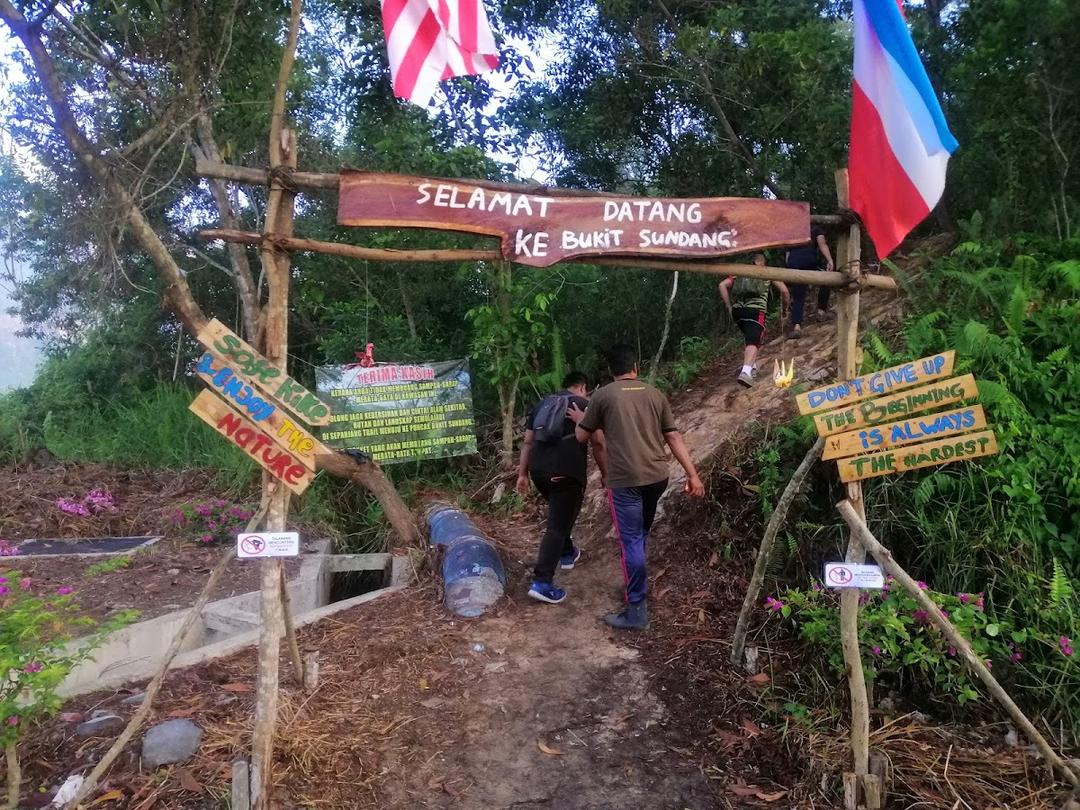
381 0 500 106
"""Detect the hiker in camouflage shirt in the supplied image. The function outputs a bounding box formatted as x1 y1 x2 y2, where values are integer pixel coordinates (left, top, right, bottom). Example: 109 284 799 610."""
718 253 790 387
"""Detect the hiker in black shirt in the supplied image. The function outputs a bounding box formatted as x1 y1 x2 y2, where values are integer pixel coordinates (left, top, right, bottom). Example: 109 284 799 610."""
516 371 605 605
785 224 835 337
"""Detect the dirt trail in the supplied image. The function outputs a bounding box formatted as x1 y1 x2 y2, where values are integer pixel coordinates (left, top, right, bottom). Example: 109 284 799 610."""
14 288 903 809
395 288 898 808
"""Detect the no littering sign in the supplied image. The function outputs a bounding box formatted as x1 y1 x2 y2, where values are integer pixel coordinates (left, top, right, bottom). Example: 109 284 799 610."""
237 532 300 559
824 562 885 590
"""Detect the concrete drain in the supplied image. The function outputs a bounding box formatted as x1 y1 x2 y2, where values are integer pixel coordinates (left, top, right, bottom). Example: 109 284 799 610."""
60 545 414 697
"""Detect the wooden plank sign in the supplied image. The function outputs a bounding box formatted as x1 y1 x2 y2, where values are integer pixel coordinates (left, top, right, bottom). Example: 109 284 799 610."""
823 405 987 460
195 351 330 471
196 319 332 426
813 373 979 437
796 351 956 416
337 171 811 269
189 389 315 495
836 430 999 483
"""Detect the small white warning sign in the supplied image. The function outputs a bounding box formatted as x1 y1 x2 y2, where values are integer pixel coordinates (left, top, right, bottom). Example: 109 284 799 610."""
824 562 885 590
237 532 300 559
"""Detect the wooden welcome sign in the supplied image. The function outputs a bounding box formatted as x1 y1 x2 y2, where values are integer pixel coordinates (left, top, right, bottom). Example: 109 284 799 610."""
800 351 1000 482
337 171 811 268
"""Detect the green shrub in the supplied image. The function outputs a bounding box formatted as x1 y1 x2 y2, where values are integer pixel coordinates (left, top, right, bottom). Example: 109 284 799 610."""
773 580 1035 707
758 236 1080 739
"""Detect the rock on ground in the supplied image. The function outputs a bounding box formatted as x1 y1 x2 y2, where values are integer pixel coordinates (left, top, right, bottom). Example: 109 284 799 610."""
141 719 203 769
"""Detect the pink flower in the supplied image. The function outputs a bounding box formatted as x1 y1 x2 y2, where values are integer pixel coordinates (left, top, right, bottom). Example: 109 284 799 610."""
5 716 17 726
56 586 73 596
916 580 929 590
19 578 31 590
23 662 42 673
207 521 218 532
195 505 212 518
1060 636 1074 657
948 646 957 657
0 585 8 595
199 534 213 544
871 645 882 656
172 510 186 526
913 609 930 625
764 596 784 613
985 659 993 670
1010 650 1023 663
213 499 228 508
55 498 91 517
975 593 985 612
957 593 971 604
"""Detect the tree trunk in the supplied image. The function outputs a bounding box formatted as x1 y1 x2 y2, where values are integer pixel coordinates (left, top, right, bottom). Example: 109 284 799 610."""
192 113 261 340
499 379 518 470
397 269 418 342
0 1 419 550
648 271 679 382
317 451 421 546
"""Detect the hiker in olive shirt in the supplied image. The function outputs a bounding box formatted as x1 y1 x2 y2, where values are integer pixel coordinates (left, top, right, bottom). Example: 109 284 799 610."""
718 253 790 388
573 345 705 630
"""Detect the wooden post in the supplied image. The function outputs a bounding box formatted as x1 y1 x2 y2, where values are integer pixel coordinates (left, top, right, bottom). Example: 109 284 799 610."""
834 169 876 809
249 2 302 804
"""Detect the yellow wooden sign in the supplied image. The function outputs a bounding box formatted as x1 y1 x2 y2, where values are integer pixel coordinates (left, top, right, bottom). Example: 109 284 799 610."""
189 389 315 495
814 374 978 437
796 350 956 415
823 405 987 460
836 429 999 483
194 351 329 471
196 319 332 426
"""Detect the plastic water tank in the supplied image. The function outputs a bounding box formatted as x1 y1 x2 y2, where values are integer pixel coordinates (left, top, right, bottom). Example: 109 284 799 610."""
426 503 506 618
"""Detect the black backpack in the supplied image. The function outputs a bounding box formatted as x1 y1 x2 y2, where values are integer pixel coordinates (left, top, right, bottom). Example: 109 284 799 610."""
532 394 571 444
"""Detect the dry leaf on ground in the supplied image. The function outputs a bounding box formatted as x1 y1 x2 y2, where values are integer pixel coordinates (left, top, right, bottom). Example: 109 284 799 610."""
176 768 203 793
89 789 124 806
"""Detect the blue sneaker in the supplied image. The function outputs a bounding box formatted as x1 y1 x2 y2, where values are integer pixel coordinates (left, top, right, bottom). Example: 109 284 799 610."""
559 546 582 570
528 581 566 604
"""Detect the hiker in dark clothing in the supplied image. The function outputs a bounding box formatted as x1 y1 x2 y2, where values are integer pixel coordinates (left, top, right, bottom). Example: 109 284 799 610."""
573 346 705 630
785 224 835 337
718 253 790 387
516 372 606 605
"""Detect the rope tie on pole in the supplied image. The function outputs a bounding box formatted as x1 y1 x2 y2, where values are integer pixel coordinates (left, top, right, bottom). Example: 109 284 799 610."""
268 164 298 193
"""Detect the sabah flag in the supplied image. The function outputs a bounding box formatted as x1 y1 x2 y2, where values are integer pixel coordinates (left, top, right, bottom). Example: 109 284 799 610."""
850 0 958 258
381 0 500 107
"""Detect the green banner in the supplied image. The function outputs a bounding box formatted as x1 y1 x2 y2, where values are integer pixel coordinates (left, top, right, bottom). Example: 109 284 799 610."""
315 359 477 464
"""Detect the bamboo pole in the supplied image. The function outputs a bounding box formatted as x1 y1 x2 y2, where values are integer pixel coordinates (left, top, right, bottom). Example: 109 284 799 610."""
280 566 305 689
730 436 825 666
198 229 898 291
5 740 19 810
836 500 1080 789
